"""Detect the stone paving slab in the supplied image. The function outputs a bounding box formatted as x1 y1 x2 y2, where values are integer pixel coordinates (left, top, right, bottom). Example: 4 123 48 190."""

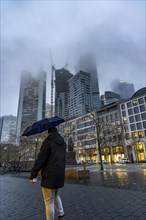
0 175 146 220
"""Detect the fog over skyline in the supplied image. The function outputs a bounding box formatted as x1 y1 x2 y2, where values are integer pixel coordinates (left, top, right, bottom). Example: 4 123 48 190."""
1 0 145 117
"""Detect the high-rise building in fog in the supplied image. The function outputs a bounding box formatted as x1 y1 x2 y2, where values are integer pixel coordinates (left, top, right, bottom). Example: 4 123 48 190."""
16 71 46 140
55 68 73 119
77 53 101 109
101 91 121 106
0 115 17 144
111 79 135 99
68 70 92 119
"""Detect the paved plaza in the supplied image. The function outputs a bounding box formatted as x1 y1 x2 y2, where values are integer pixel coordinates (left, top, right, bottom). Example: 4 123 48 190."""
0 165 146 220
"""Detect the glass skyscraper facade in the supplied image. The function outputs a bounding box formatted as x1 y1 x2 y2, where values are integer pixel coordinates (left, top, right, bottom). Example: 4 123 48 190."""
77 53 101 110
68 70 92 119
16 71 46 141
55 68 73 119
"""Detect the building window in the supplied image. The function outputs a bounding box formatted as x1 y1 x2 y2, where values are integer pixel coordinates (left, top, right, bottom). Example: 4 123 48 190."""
126 133 130 140
122 111 126 117
138 98 144 104
136 122 142 130
133 107 139 114
143 121 146 129
130 124 136 131
141 113 146 120
144 97 146 102
132 132 138 139
124 125 129 132
138 131 144 138
140 105 146 112
132 100 138 106
121 104 125 110
135 114 141 122
129 116 135 123
127 102 132 108
128 109 133 115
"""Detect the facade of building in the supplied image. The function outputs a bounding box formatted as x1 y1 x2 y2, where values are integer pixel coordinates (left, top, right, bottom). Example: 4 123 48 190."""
0 115 17 144
16 71 46 141
68 70 92 119
77 53 101 109
111 79 135 99
101 91 121 106
120 87 146 162
59 87 146 163
55 68 73 119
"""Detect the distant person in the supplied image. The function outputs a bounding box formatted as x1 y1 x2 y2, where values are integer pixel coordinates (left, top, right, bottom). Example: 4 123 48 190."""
29 127 66 220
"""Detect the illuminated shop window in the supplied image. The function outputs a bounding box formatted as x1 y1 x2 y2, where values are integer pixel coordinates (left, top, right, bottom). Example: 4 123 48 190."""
138 131 144 138
135 143 143 150
132 132 138 139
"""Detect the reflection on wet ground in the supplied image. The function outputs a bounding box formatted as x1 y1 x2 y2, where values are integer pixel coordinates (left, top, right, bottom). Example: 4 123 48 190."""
66 170 146 191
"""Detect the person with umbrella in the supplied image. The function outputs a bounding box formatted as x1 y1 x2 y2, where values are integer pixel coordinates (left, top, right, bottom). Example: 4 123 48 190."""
22 117 66 220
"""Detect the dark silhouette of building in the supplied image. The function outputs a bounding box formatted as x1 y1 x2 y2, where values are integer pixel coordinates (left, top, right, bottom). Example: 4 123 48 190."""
55 68 73 119
111 79 135 99
77 52 101 109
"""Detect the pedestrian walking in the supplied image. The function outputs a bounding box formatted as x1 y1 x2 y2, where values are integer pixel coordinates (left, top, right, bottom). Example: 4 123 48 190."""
29 127 66 220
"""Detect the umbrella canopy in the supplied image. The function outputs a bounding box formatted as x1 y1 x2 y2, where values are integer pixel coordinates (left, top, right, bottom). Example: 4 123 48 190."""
22 116 65 137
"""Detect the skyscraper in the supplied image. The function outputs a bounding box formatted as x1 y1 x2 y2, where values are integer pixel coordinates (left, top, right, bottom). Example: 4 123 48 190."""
0 115 16 144
111 79 135 99
16 71 46 141
55 68 73 119
68 70 92 119
77 52 101 109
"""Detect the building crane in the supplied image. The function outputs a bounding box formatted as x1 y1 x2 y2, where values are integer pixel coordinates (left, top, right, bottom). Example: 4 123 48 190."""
50 49 55 117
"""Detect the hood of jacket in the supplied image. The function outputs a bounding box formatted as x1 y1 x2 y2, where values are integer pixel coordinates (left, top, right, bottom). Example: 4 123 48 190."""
47 132 65 145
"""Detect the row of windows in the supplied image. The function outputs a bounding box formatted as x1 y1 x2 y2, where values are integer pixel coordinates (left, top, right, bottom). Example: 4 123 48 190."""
129 113 146 123
122 105 146 117
77 126 95 134
77 121 94 129
130 121 146 131
125 130 146 140
121 97 146 110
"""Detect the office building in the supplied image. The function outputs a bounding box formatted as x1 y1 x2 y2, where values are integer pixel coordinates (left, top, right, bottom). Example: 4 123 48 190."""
68 70 92 119
77 52 101 109
101 91 121 106
0 115 17 144
111 79 135 99
16 71 46 141
120 87 146 161
55 68 73 119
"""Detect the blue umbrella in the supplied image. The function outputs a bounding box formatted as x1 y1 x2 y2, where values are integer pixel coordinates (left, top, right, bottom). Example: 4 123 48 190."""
22 116 65 137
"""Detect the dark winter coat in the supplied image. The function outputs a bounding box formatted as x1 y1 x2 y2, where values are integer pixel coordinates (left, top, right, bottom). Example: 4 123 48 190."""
30 132 66 189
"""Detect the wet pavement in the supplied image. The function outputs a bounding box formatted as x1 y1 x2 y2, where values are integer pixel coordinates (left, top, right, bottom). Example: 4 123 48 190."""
1 164 146 220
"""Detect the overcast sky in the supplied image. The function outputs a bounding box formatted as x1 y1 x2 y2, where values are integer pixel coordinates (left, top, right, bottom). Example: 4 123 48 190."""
1 0 146 117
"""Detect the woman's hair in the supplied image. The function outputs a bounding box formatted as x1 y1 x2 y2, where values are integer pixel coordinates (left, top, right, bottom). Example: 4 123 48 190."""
48 127 57 134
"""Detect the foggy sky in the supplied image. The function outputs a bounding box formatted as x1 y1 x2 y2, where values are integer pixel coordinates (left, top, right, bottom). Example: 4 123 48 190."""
1 0 146 117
